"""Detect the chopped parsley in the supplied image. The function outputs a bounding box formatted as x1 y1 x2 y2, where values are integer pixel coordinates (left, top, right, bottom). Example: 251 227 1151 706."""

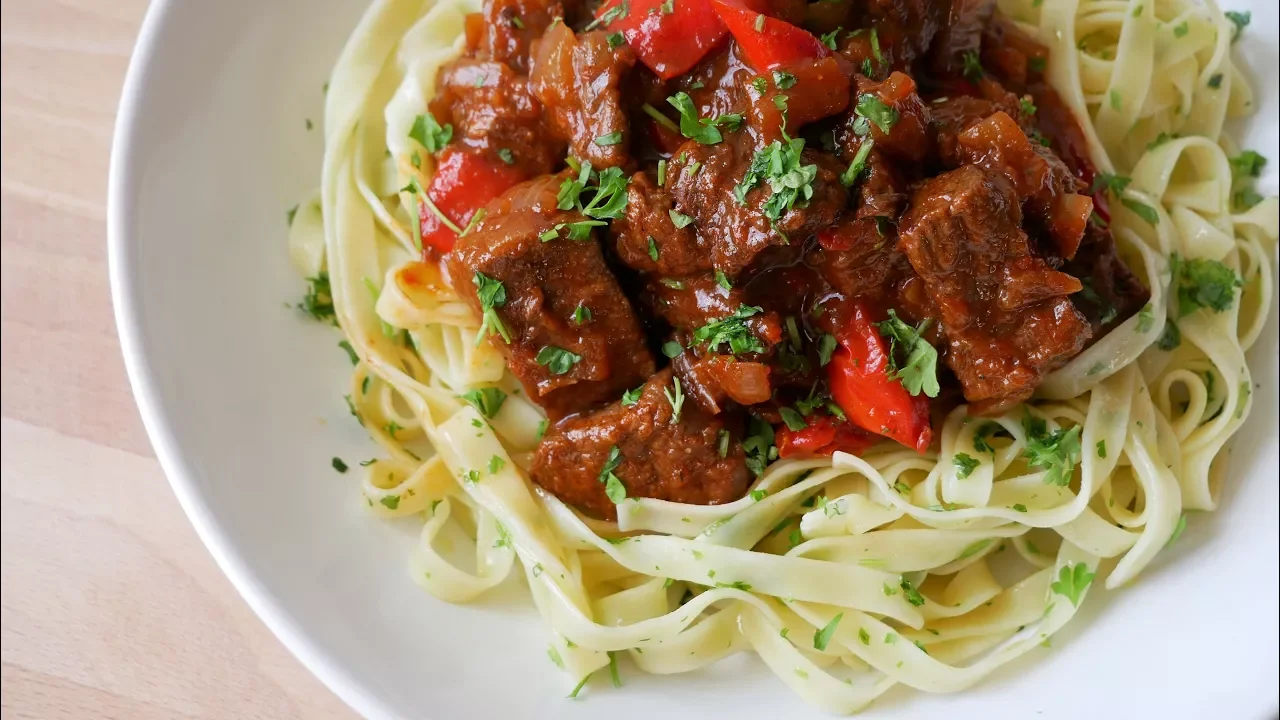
586 0 629 30
621 385 643 406
1096 439 1107 459
647 236 660 261
962 50 983 82
1136 303 1155 333
1207 73 1223 89
817 333 837 367
819 27 842 51
717 429 731 458
488 455 506 474
380 494 401 510
1157 319 1181 350
1173 255 1243 316
535 418 550 442
840 138 875 187
656 160 667 187
1225 10 1250 42
715 270 732 290
900 578 925 606
606 31 625 49
854 94 899 134
669 209 695 228
662 340 683 358
1022 414 1082 487
734 134 819 223
876 310 940 398
1019 97 1037 115
664 376 685 424
742 415 776 476
1229 150 1267 180
573 304 592 325
557 162 629 219
472 272 511 345
599 446 627 504
594 131 624 146
691 305 765 355
332 457 348 473
1050 562 1095 607
337 340 359 365
813 612 843 650
772 70 797 90
298 273 336 323
953 452 980 479
460 387 507 418
409 113 453 153
666 92 743 145
779 407 807 432
536 346 581 375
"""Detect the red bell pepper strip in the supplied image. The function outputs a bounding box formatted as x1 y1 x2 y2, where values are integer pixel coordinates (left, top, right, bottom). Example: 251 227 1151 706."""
827 303 933 453
418 147 523 255
593 0 731 80
777 415 877 458
709 0 828 72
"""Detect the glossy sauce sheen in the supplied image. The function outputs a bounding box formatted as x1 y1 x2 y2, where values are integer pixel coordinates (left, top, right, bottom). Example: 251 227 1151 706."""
426 0 1148 518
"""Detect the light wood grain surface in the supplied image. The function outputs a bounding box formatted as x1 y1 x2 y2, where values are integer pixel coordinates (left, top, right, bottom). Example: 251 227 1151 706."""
0 1 356 717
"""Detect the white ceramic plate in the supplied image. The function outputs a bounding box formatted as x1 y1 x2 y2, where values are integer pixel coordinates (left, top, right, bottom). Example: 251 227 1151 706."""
108 2 1279 718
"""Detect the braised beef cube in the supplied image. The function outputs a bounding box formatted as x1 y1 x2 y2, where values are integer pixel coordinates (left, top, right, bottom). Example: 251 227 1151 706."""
898 166 1091 414
448 176 655 419
531 24 635 169
610 171 706 276
954 110 1091 260
930 0 997 78
836 72 931 163
531 369 751 520
430 59 562 174
1064 222 1152 339
809 217 914 299
473 0 572 75
642 273 780 341
667 137 847 278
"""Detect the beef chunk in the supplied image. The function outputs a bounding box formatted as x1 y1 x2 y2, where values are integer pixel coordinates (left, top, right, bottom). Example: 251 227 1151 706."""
930 0 997 77
430 59 562 174
667 136 847 278
810 217 913 300
448 175 655 418
610 171 704 277
954 110 1092 260
530 24 635 169
898 166 1091 414
531 368 751 520
472 0 572 75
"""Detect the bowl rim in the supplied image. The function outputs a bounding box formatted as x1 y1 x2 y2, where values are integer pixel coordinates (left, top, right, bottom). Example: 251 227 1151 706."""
106 2 393 718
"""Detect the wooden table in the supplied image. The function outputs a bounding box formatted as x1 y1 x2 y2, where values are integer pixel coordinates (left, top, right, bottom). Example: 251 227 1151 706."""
0 2 355 716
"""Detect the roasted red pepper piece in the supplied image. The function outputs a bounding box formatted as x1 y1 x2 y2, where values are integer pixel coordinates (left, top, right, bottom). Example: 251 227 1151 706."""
709 0 829 72
593 0 731 80
777 415 877 458
418 147 524 255
827 303 933 453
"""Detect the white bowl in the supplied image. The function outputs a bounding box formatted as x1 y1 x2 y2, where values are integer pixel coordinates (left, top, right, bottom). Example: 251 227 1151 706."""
109 1 1280 718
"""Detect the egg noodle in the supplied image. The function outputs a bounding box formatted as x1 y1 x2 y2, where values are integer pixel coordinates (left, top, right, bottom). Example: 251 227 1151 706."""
287 0 1277 712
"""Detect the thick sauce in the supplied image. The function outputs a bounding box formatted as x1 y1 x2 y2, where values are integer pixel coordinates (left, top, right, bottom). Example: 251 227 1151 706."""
423 0 1149 518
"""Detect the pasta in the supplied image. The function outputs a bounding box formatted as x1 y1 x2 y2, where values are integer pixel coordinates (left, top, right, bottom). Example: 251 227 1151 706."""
286 0 1277 712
